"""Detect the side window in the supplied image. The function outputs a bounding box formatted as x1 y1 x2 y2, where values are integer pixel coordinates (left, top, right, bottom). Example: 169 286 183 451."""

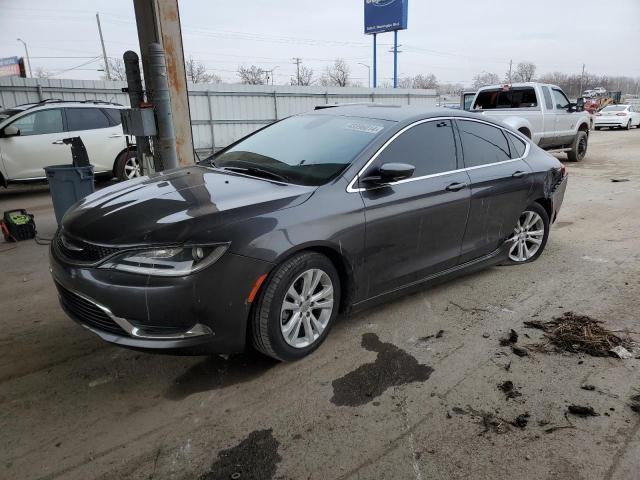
102 108 122 125
66 108 111 131
541 87 553 110
9 109 63 136
506 132 527 158
458 120 511 167
552 89 570 110
375 120 457 177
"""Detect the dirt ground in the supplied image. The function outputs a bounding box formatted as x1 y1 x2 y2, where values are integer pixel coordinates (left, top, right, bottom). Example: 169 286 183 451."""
1 129 639 480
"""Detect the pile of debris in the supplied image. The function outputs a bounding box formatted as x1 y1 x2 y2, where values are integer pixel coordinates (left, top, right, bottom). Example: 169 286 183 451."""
525 312 635 357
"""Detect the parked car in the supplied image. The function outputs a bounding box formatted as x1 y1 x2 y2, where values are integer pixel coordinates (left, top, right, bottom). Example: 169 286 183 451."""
50 105 568 361
0 99 138 187
593 87 606 95
582 90 596 98
594 104 640 130
470 82 591 161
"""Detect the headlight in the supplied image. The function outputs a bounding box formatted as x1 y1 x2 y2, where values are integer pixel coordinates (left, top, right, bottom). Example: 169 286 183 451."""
98 244 229 277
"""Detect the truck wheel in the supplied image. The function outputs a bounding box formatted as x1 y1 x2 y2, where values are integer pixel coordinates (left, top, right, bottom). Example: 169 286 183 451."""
567 131 587 162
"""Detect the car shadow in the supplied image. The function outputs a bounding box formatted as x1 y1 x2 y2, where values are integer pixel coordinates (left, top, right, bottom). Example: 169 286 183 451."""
164 351 278 401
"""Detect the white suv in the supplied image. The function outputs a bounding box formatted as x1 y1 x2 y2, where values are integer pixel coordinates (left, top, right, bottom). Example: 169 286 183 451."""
0 100 139 187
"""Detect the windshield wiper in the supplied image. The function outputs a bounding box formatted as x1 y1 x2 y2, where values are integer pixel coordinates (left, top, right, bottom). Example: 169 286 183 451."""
220 166 290 183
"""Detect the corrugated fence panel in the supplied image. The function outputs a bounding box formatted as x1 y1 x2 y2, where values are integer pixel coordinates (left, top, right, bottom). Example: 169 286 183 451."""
0 78 438 153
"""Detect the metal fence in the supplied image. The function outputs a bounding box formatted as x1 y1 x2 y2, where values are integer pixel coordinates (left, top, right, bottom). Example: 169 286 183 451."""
0 77 438 153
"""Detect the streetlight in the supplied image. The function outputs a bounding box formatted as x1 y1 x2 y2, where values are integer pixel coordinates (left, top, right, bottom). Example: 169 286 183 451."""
358 62 371 88
16 38 32 78
266 65 280 85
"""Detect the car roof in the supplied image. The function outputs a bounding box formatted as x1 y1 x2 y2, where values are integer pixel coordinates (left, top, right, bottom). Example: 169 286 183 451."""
308 103 502 124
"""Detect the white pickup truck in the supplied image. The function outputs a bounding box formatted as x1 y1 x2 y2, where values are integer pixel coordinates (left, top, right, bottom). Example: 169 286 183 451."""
469 82 591 161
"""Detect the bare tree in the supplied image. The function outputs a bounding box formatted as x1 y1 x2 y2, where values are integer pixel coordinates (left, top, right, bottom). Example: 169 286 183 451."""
320 59 351 87
512 62 536 83
185 57 221 84
100 58 127 81
237 65 266 85
472 72 500 89
34 67 51 79
290 65 314 86
412 73 438 89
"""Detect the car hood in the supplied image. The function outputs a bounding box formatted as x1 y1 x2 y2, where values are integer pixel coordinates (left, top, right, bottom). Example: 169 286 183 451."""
62 165 315 245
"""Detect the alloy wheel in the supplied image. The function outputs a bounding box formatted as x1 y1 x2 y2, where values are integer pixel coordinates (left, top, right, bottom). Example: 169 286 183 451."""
507 211 545 262
124 156 141 179
280 268 334 348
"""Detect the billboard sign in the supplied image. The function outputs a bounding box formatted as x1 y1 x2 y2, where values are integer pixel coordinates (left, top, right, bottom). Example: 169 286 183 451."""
364 0 408 34
0 57 23 78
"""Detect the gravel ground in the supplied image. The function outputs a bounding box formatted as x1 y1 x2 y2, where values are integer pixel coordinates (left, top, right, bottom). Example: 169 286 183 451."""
1 129 639 480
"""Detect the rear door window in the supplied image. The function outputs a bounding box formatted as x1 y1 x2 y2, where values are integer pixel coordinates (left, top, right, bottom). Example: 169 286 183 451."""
457 120 511 167
9 109 63 136
102 108 122 125
65 108 111 131
375 120 458 177
506 132 527 158
474 87 538 109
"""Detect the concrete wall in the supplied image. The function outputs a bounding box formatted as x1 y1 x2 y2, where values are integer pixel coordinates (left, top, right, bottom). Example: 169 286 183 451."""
0 77 438 153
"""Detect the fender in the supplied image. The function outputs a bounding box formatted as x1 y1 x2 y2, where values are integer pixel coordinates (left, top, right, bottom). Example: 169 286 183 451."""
499 116 537 143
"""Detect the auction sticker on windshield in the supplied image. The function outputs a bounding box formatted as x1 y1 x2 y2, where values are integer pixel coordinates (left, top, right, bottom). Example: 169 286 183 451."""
345 122 385 134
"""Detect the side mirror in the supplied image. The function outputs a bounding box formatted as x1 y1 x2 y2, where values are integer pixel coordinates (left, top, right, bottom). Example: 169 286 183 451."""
2 126 20 137
576 97 585 112
567 103 577 113
362 163 415 185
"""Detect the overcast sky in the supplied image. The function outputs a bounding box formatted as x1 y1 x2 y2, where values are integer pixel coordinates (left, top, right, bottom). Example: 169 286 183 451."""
1 0 639 87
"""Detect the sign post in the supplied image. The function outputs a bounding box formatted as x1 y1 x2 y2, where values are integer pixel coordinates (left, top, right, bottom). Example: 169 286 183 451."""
364 0 408 89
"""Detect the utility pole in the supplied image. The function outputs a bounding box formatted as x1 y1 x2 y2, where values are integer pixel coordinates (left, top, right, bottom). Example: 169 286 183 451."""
96 13 111 80
16 38 32 78
292 57 302 86
508 59 512 84
579 63 586 96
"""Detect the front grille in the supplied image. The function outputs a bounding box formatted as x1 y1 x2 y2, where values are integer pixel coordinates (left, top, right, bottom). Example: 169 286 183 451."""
55 232 120 264
56 283 128 336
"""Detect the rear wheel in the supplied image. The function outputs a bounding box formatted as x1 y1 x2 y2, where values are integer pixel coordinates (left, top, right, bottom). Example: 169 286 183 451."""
251 252 340 361
624 120 631 130
567 131 587 162
505 203 550 264
114 149 141 181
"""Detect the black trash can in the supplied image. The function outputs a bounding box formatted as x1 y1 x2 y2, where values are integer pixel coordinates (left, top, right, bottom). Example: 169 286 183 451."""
44 165 95 224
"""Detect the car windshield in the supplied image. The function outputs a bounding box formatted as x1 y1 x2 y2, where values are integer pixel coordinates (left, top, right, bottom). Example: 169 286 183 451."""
0 108 25 121
601 105 627 112
205 114 391 186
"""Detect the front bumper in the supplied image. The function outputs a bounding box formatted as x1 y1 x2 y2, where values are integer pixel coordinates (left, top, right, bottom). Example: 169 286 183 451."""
50 245 273 352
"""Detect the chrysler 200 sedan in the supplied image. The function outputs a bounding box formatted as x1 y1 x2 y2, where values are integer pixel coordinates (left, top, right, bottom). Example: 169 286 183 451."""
50 105 567 361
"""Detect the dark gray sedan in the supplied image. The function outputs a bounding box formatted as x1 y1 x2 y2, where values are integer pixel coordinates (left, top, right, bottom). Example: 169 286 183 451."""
50 105 567 361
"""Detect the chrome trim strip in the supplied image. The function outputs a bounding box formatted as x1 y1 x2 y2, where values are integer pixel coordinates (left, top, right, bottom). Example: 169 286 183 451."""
346 116 531 193
56 280 213 340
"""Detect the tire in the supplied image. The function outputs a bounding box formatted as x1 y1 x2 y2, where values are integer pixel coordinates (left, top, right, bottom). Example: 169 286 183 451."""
504 203 550 265
114 149 141 181
567 131 588 162
624 120 631 130
251 251 340 361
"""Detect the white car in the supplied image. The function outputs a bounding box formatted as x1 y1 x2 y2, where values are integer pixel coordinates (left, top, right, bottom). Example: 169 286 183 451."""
594 105 640 130
0 100 139 187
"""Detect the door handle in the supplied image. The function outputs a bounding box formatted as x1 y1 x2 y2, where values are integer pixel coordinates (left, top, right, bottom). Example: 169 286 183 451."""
108 134 123 138
52 140 64 145
445 182 467 192
512 170 528 178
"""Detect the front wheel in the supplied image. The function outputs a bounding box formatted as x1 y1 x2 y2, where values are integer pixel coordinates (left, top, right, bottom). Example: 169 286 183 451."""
251 252 340 361
505 203 550 264
567 131 587 162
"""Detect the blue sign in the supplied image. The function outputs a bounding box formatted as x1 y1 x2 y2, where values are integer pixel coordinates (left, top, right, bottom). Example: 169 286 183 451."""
364 0 408 34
